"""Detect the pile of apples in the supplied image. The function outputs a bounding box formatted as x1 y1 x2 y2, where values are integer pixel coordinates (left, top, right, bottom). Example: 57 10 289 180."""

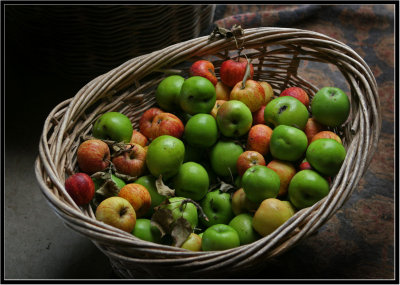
65 57 350 251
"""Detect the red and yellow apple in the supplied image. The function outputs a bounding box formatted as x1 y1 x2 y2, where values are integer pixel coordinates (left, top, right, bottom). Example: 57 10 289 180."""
220 57 254 87
230 79 265 112
77 139 110 174
118 183 151 218
246 124 273 156
236 150 266 177
112 143 147 177
190 60 217 86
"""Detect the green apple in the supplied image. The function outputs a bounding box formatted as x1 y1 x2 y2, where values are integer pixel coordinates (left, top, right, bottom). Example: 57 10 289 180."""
162 197 198 229
210 140 244 178
92 112 133 143
252 198 295 237
173 162 209 201
184 113 219 148
242 165 280 203
201 224 240 251
200 189 234 227
306 138 346 176
311 87 350 127
216 100 253 137
270 125 308 161
264 96 309 130
179 76 216 115
135 175 166 217
155 75 185 111
228 213 261 245
181 233 202 251
132 218 162 243
146 135 185 179
288 170 330 209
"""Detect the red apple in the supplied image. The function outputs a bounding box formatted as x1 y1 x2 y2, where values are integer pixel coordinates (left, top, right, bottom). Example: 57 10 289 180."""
299 158 313 171
130 130 148 147
190 60 217 86
252 105 266 125
246 124 273 156
266 160 296 197
112 143 147 177
237 150 266 176
139 107 163 139
230 79 265 112
311 131 342 144
150 112 184 140
210 99 227 118
77 139 110 174
279 86 310 107
118 183 151 218
220 57 254 87
65 173 95 206
304 118 325 145
215 81 231 100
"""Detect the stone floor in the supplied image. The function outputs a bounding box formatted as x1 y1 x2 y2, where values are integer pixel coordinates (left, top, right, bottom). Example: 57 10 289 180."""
4 4 395 281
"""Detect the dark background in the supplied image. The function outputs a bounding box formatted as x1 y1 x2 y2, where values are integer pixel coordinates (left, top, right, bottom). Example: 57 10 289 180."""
4 3 396 280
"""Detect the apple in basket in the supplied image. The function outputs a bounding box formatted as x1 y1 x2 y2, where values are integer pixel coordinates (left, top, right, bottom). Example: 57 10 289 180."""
118 183 151 218
112 143 147 177
220 57 254 88
201 224 240 251
229 213 261 245
150 112 185 140
179 76 216 115
231 188 259 216
216 100 253 138
209 139 243 178
200 189 234 227
77 139 110 175
155 75 185 112
65 172 95 206
279 86 310 108
215 81 231 101
181 233 202 251
95 196 137 233
173 162 210 201
139 107 163 139
190 60 218 86
183 114 219 148
236 150 266 177
130 130 148 147
246 124 273 156
230 79 266 112
92 111 133 143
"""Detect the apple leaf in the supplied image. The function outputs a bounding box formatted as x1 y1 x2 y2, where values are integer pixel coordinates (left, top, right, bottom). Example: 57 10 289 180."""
219 181 236 193
150 208 175 238
209 24 244 40
90 171 121 208
155 175 175 197
113 172 137 183
170 217 192 247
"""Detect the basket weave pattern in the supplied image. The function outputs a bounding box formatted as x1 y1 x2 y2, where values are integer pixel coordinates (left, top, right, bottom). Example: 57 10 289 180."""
35 27 381 278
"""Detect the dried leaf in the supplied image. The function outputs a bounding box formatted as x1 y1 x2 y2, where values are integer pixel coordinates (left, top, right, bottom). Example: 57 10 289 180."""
209 24 244 40
113 172 137 183
219 181 236 193
171 217 192 247
150 208 175 238
155 175 175 197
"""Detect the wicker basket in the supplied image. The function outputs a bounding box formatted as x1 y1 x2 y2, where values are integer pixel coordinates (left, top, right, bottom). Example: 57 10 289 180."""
35 27 381 278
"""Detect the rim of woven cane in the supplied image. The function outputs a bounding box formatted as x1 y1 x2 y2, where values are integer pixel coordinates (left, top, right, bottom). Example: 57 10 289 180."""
35 27 381 277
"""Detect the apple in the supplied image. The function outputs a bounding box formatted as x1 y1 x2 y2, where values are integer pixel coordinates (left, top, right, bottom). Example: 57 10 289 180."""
264 96 309 130
65 173 95 206
246 124 273 156
162 197 198 229
135 175 166 217
183 113 219 148
231 188 259 215
210 99 227 118
118 183 151 218
139 107 163 139
146 135 185 179
306 138 347 176
311 87 350 127
173 162 209 201
311 131 342 144
299 158 313 171
92 173 126 191
242 165 280 203
181 233 202 251
200 189 234 227
150 112 185 140
252 198 295 237
112 143 147 177
210 140 243 178
155 75 185 112
77 139 110 174
190 60 217 86
304 117 325 145
215 81 231 100
220 57 254 87
132 218 162 243
252 105 266 125
288 170 330 210
269 125 308 162
216 100 253 138
279 86 310 107
92 112 133 143
179 76 216 115
228 213 261 245
95 196 137 233
201 224 240 251
259 81 275 105
230 79 265 112
236 150 266 177
266 160 296 197
130 130 148 147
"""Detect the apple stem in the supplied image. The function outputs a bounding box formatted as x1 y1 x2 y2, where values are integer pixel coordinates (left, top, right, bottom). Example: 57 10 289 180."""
241 58 252 90
181 198 209 222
